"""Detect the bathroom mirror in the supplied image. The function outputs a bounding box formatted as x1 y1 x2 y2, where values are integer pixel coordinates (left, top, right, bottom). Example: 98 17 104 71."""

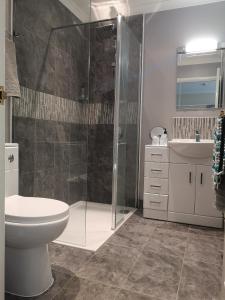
176 49 224 110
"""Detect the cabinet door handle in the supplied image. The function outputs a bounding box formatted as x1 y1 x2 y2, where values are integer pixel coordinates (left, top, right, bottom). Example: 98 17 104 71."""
189 172 192 184
200 173 203 185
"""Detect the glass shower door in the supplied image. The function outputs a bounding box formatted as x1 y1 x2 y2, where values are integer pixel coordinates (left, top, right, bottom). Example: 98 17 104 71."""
112 16 142 229
13 20 90 248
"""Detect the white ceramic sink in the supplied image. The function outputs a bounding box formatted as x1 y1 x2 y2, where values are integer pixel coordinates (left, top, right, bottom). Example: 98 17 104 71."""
168 139 214 159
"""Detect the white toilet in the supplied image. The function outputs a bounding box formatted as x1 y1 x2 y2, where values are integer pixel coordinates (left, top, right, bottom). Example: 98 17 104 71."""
5 143 70 297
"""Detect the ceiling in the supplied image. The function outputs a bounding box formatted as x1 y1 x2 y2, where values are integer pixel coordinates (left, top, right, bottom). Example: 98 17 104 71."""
60 0 225 22
91 0 225 16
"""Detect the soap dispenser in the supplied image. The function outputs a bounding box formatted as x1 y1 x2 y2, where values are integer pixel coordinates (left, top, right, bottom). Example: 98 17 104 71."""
160 128 168 146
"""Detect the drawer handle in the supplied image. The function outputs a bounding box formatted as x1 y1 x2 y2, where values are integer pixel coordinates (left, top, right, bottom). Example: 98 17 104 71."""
151 169 162 172
151 153 162 156
150 200 161 204
150 185 161 188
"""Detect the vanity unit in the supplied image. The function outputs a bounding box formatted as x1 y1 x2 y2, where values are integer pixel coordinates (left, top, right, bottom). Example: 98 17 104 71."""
143 141 223 228
168 139 222 228
143 146 169 221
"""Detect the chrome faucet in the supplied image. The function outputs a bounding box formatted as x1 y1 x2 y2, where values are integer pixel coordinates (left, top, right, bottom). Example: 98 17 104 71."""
195 130 200 142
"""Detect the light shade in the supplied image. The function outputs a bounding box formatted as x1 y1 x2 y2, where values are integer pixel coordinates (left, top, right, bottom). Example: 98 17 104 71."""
185 38 218 53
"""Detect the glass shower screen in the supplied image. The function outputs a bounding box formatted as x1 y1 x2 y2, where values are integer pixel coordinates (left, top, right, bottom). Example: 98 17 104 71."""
112 16 142 229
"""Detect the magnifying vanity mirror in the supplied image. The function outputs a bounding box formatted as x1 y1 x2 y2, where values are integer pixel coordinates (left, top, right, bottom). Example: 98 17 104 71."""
176 46 225 110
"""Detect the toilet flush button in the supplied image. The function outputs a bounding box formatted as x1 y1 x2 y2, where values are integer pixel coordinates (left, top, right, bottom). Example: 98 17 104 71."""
8 154 14 163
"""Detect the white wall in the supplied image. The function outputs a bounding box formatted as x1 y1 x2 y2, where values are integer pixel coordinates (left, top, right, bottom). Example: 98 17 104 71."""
140 1 225 199
0 0 5 297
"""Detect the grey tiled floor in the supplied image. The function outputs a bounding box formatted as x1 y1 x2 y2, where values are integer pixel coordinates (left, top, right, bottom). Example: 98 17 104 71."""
5 211 224 300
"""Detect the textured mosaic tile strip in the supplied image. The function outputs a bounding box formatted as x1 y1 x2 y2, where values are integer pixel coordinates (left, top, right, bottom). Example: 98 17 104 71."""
13 86 138 125
172 117 216 139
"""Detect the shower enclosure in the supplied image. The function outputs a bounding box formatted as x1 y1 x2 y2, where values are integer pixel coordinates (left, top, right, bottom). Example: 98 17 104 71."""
13 3 143 249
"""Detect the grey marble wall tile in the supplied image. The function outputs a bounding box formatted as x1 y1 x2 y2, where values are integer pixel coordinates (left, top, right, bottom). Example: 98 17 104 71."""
125 125 139 207
37 40 56 95
89 20 116 104
36 120 56 143
18 139 35 173
13 117 35 142
54 172 70 202
87 167 112 204
70 124 88 142
87 124 113 204
55 122 71 143
69 143 87 165
14 0 83 100
34 142 55 170
14 0 80 46
19 172 34 196
54 47 74 100
69 179 87 204
33 168 55 198
15 28 48 90
68 163 87 204
54 144 70 172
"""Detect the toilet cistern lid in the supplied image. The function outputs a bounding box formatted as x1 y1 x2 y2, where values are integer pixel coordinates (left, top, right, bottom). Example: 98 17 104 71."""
5 195 69 224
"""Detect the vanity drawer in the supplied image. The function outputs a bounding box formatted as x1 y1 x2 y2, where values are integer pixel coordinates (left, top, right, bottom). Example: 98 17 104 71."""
145 147 169 163
144 177 168 195
144 194 168 211
144 162 169 178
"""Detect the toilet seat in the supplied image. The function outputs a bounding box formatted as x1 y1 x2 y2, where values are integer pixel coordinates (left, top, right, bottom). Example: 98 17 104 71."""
5 195 69 224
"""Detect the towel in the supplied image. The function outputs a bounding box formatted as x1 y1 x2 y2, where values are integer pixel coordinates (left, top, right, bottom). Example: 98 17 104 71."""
213 115 225 211
215 174 225 211
5 36 21 98
212 116 225 185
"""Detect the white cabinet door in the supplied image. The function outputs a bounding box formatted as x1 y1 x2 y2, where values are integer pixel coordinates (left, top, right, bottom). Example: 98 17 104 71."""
0 0 5 297
195 165 221 217
169 164 195 214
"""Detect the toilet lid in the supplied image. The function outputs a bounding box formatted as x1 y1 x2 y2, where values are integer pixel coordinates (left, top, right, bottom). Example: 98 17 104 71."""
5 195 70 224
